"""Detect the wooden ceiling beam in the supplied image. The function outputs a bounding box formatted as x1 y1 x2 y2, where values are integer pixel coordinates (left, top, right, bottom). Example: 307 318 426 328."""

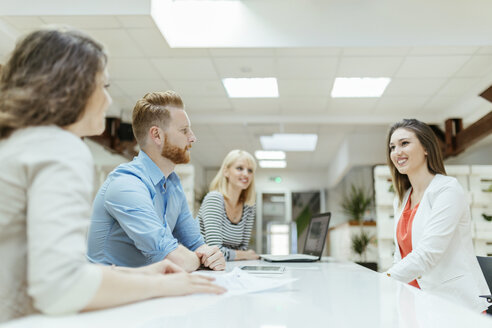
431 111 492 159
453 111 492 155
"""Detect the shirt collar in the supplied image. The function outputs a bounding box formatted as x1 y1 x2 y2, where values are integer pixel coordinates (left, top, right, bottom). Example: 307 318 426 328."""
137 150 179 186
137 150 165 186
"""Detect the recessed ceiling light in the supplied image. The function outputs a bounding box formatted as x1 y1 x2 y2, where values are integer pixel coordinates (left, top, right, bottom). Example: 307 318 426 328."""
260 134 318 151
255 150 286 160
222 78 279 98
331 77 391 98
259 160 287 168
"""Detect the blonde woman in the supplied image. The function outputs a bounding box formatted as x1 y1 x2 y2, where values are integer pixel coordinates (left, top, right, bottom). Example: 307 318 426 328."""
198 150 259 261
0 28 224 323
385 119 489 312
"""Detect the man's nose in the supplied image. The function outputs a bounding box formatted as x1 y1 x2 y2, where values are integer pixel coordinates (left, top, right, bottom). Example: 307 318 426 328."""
189 131 197 143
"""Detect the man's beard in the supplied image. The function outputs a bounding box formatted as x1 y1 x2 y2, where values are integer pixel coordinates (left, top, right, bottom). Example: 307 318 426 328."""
161 137 190 164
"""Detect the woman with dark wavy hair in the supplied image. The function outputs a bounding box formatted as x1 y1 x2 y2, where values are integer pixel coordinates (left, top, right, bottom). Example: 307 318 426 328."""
384 118 489 312
0 28 224 323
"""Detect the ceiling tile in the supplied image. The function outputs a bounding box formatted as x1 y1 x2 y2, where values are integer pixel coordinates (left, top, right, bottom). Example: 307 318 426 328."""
280 97 328 113
230 98 280 112
396 56 470 78
342 47 410 56
86 29 144 57
454 55 492 77
113 79 171 97
409 46 479 55
278 79 332 97
213 57 275 77
245 123 282 136
117 15 155 28
169 80 227 97
352 125 389 134
438 78 479 96
275 48 341 56
128 29 211 58
318 125 354 135
151 58 219 79
282 124 320 133
383 78 446 96
327 98 378 114
184 96 232 112
421 96 460 114
2 16 44 29
373 96 428 114
127 28 171 57
477 46 492 54
276 57 338 79
337 57 404 77
0 32 15 58
108 58 161 79
41 15 121 28
209 48 275 57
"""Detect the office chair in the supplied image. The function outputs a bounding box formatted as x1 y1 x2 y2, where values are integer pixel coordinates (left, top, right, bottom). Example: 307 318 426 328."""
477 256 492 314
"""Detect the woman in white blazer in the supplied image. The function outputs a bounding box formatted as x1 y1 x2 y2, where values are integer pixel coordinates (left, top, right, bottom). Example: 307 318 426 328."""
385 119 489 313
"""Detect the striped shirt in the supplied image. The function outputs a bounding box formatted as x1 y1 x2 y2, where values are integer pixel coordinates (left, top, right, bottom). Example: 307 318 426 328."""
197 191 255 261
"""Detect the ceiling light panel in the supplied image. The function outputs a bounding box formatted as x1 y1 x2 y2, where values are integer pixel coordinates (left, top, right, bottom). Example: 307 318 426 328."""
255 150 286 160
222 78 279 98
331 77 391 98
260 134 318 151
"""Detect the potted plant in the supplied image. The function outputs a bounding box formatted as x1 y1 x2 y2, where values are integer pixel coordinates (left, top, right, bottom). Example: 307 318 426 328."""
341 185 377 271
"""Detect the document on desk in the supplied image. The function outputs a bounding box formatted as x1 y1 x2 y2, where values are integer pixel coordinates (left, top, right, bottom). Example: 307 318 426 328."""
195 267 297 296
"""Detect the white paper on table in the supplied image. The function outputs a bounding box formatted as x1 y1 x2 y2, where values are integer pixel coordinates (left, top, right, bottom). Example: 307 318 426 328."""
194 267 297 296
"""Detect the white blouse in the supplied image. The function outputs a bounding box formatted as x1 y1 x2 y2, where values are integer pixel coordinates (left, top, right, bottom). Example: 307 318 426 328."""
0 126 102 322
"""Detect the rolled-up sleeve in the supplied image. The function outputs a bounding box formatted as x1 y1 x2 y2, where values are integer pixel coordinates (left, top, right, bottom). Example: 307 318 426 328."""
103 175 179 263
27 142 102 315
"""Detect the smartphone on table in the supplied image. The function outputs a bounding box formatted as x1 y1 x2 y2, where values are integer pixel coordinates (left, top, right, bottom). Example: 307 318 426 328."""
239 265 286 274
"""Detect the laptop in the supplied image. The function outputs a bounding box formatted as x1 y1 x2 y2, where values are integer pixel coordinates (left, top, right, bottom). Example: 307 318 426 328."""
261 212 331 262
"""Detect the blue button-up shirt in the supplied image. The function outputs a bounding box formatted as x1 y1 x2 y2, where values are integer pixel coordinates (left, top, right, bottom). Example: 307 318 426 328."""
87 151 204 267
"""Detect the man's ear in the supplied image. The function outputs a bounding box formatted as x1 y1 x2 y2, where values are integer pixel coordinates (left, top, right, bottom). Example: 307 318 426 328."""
149 126 164 146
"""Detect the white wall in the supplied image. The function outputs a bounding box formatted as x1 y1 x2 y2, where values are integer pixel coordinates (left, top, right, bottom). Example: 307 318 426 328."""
445 141 492 165
326 130 386 188
204 167 328 193
255 169 328 192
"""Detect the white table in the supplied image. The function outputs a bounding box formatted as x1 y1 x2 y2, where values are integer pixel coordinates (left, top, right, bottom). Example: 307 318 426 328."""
3 259 492 328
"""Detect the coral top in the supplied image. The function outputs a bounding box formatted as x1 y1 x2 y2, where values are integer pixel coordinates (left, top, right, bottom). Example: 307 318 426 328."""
396 193 421 289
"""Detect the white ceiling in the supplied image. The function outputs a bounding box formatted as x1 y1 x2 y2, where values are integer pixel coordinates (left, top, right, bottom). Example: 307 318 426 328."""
1 0 492 177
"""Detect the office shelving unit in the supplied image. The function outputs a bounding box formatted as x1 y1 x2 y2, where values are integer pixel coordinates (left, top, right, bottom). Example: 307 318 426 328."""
470 165 492 256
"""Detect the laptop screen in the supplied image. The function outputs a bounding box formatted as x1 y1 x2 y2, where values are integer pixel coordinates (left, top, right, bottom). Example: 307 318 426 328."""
303 212 331 257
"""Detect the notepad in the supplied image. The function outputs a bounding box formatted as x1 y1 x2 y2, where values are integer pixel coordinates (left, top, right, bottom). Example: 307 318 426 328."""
195 267 297 295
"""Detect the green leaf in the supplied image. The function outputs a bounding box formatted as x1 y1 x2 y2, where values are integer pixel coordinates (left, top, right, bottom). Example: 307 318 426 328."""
341 184 373 223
